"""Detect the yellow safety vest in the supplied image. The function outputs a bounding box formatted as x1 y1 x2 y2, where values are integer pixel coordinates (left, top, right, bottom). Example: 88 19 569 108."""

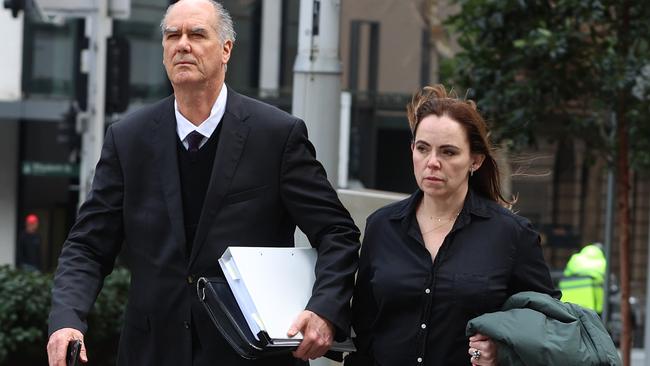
559 245 606 313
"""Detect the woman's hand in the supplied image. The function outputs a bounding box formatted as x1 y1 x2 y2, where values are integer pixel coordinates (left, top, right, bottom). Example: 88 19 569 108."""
468 333 498 366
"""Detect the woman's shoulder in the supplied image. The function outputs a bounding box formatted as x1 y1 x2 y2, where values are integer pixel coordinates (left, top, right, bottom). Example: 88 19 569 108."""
367 195 412 224
478 195 534 230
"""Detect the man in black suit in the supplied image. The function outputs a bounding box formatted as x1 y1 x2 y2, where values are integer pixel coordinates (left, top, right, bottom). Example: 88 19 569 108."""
46 0 360 365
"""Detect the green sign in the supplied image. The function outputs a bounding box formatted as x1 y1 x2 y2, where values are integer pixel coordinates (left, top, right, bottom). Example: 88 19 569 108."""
22 161 79 177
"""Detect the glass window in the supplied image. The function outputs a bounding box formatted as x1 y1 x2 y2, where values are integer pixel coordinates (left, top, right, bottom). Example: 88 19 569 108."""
280 0 299 91
23 19 78 97
113 20 170 102
222 0 261 93
113 0 171 102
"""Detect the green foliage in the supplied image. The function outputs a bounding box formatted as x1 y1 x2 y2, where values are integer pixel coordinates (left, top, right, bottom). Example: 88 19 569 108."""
0 266 51 364
447 0 650 169
0 265 130 366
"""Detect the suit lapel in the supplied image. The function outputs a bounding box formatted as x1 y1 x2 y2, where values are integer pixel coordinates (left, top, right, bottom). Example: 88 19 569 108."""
153 96 188 259
189 89 250 267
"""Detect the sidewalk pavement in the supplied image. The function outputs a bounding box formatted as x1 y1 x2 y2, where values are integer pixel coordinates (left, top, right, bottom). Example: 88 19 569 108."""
632 348 645 366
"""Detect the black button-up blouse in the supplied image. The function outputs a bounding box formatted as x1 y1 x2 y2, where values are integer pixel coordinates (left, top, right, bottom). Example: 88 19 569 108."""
347 189 560 366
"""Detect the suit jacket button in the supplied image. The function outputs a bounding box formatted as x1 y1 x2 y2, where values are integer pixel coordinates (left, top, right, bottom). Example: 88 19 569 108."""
187 275 194 284
184 321 190 329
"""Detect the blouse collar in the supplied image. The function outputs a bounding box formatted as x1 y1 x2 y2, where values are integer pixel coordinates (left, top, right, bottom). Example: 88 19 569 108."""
390 188 493 223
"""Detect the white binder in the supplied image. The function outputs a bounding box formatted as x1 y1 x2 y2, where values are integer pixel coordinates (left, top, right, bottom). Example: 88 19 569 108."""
218 246 355 351
219 246 315 344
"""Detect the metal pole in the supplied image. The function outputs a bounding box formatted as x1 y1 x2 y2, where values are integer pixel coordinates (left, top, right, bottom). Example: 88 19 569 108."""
78 0 111 203
338 91 351 189
292 0 342 187
645 191 650 365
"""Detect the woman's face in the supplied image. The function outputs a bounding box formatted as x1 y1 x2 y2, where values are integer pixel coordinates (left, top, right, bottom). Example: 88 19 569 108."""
412 114 484 199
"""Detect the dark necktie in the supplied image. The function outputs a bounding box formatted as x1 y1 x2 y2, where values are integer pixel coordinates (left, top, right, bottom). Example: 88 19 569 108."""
187 131 204 153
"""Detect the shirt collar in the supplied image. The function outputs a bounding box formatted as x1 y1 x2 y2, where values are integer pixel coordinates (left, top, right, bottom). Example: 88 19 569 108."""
175 84 228 141
394 188 493 244
390 188 492 222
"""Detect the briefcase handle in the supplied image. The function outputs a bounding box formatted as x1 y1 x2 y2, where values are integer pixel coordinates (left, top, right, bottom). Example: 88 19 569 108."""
197 277 207 301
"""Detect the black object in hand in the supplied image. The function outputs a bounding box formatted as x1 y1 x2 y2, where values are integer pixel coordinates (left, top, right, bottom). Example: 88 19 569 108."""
66 339 82 366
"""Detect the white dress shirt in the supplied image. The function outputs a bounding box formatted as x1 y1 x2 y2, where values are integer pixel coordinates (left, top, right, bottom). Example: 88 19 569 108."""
175 84 228 150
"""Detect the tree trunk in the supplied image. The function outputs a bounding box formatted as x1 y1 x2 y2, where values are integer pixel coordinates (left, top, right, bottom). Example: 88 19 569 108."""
617 2 632 365
617 105 632 366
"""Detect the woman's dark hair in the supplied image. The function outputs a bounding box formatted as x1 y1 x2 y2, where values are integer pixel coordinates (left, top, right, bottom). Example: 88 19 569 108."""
406 84 511 206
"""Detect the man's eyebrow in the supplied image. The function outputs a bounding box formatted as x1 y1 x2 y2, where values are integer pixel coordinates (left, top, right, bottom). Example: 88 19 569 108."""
163 26 180 35
189 27 208 35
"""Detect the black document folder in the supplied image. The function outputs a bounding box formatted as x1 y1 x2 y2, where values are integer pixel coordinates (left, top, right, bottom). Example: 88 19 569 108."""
197 277 295 359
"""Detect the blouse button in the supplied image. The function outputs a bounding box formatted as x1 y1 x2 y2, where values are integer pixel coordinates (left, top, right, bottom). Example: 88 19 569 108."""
421 323 427 329
424 288 431 294
417 357 423 363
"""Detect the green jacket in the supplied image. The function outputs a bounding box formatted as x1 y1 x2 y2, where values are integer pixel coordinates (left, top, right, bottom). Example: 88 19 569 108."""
466 291 621 366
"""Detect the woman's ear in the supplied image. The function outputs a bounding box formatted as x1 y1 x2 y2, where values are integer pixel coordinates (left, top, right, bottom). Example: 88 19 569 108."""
471 154 485 171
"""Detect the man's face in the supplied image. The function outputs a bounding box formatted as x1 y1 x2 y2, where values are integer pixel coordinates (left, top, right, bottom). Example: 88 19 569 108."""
25 221 38 234
162 0 232 88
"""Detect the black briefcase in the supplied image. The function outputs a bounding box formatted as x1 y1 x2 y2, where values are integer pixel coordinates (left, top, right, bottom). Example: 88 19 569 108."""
196 277 295 359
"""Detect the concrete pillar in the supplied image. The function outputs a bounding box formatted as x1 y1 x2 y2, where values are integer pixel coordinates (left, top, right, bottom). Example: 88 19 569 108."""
0 2 24 266
79 2 112 203
0 121 19 266
259 0 282 97
0 7 23 101
292 4 346 364
292 0 342 187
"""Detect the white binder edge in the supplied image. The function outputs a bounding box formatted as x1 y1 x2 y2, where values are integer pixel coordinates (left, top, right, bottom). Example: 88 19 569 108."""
218 249 266 340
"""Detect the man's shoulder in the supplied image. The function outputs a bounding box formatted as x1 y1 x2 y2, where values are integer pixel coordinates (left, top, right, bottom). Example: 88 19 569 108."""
229 90 298 126
111 96 174 131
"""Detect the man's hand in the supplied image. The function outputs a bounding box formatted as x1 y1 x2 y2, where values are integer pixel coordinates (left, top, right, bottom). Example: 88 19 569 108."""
47 328 88 366
287 310 334 361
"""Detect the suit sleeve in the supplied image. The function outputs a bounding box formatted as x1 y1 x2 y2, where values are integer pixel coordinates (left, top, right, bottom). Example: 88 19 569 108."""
509 219 561 299
345 218 378 365
279 118 360 338
48 125 125 336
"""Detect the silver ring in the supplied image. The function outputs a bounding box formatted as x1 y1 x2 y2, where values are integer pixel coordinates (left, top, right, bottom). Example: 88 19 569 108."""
472 349 481 360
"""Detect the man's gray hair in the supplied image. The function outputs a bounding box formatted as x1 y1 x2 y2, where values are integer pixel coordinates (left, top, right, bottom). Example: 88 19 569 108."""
160 0 237 44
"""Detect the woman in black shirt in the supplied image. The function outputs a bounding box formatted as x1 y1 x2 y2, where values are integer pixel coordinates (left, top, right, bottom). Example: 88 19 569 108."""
346 85 559 366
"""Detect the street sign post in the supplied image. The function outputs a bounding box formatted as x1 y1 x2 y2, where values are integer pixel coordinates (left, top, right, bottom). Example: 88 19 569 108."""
28 0 130 203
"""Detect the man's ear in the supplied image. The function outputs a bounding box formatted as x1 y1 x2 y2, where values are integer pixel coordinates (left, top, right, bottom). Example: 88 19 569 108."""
222 40 233 64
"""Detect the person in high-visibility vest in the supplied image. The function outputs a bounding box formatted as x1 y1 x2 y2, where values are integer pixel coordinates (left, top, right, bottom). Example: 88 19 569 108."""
559 243 606 313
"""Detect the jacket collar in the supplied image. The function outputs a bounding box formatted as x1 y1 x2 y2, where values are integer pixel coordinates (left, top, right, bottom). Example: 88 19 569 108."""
153 95 186 256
